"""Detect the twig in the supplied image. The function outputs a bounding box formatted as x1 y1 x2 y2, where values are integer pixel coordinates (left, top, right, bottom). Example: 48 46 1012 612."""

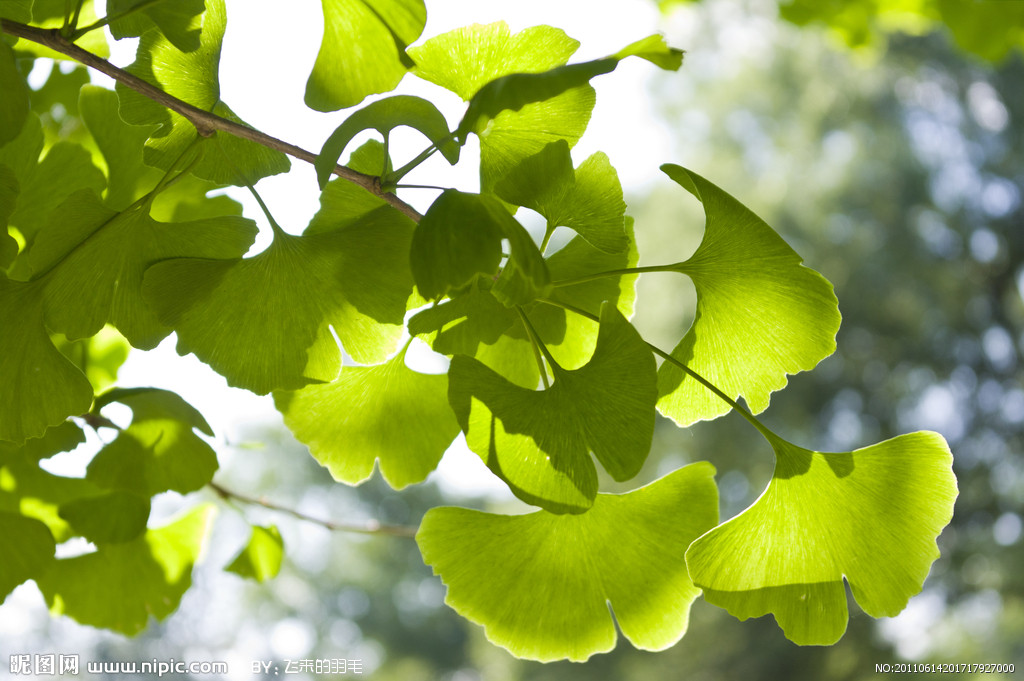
0 19 422 223
208 481 419 539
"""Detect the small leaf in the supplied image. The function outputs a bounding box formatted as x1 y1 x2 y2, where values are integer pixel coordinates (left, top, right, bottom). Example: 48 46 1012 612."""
0 277 93 444
305 0 426 111
225 525 284 583
656 165 841 426
417 462 719 661
315 95 457 188
685 432 957 645
613 34 685 70
0 41 30 148
58 490 151 544
106 0 206 53
276 346 460 489
448 304 656 513
144 181 415 393
55 325 132 394
37 504 215 636
0 511 55 603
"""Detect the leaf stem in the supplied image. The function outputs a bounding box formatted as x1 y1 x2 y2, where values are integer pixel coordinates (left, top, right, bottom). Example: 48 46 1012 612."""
536 297 782 444
0 18 422 223
552 264 679 288
245 183 287 237
207 482 419 539
515 306 553 389
387 141 439 185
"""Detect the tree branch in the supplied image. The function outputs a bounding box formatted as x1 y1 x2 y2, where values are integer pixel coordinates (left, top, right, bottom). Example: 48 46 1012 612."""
208 482 419 539
0 19 423 223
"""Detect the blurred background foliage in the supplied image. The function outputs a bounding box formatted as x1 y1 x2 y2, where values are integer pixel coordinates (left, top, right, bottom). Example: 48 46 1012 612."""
6 0 1023 678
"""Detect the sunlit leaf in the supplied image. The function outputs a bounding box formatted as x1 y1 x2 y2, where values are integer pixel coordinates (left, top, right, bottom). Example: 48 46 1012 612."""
225 525 283 583
0 41 30 148
106 0 206 53
0 511 55 603
418 462 718 661
448 303 656 513
37 504 215 635
20 0 108 59
55 325 132 394
0 421 84 467
0 458 102 542
305 0 426 111
686 432 957 645
58 490 150 544
656 165 841 426
276 345 460 489
0 0 31 22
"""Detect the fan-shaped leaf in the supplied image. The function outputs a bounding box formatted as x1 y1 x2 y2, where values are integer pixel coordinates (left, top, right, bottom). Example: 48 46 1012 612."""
0 512 55 603
58 490 151 544
225 525 283 583
106 0 206 53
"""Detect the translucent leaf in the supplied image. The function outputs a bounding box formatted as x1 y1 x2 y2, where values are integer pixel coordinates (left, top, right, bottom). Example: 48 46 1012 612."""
30 189 258 349
0 511 55 603
0 41 29 147
656 165 841 426
495 141 628 254
0 277 92 443
0 421 84 467
57 490 150 544
417 463 718 661
86 389 217 496
0 0 31 22
410 190 549 306
614 33 686 69
275 346 460 489
20 0 108 59
685 432 957 645
315 95 457 188
305 0 426 112
0 458 102 542
144 181 415 394
55 325 132 394
116 0 289 185
106 0 206 53
225 525 283 583
36 504 215 636
408 283 518 357
448 304 656 513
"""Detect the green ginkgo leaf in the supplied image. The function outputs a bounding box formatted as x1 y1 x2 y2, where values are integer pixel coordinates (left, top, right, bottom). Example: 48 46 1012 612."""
144 180 415 394
0 276 92 444
685 432 958 645
417 462 718 661
1 165 17 267
37 504 215 636
106 0 206 53
225 525 284 583
116 0 289 185
305 0 426 112
55 325 132 394
86 389 218 496
0 458 102 542
0 41 29 148
19 0 108 59
315 95 457 188
276 346 459 489
0 421 84 467
0 0 31 22
30 189 257 349
58 490 151 544
448 303 656 513
656 165 841 426
0 511 55 604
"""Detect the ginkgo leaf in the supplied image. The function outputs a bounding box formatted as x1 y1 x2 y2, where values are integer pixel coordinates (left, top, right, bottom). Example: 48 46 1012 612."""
36 504 215 636
0 277 93 444
86 389 218 496
656 165 841 426
0 511 55 604
685 432 958 645
106 0 206 53
55 325 132 394
448 303 656 513
417 462 718 661
116 0 289 185
495 141 628 254
0 41 29 148
19 0 108 59
1 165 17 267
0 0 31 22
144 181 415 394
58 490 151 544
315 95 457 188
225 525 284 583
410 189 550 306
305 0 425 112
0 459 102 542
275 345 460 489
0 421 84 467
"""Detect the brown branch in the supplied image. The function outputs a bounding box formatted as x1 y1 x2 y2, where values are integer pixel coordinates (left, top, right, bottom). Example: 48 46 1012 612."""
0 19 423 222
208 482 419 539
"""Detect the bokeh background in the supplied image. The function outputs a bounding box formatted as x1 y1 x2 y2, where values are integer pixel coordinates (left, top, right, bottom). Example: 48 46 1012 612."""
3 0 1022 678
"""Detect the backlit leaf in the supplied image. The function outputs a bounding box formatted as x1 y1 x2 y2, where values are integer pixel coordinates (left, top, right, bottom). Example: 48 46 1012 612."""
0 511 55 603
58 490 151 544
55 325 132 394
0 421 84 467
0 458 102 542
685 432 957 645
106 0 206 53
656 165 841 426
418 462 718 661
0 40 29 147
225 525 283 583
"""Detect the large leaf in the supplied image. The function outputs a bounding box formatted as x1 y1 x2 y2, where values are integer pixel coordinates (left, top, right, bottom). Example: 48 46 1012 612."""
305 0 426 111
0 276 92 443
0 511 55 603
0 421 85 467
116 0 289 185
686 432 957 645
144 180 415 394
656 165 841 426
30 189 257 349
448 304 656 513
0 40 29 148
0 458 101 542
275 346 460 489
36 504 215 636
106 0 206 53
417 462 718 661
